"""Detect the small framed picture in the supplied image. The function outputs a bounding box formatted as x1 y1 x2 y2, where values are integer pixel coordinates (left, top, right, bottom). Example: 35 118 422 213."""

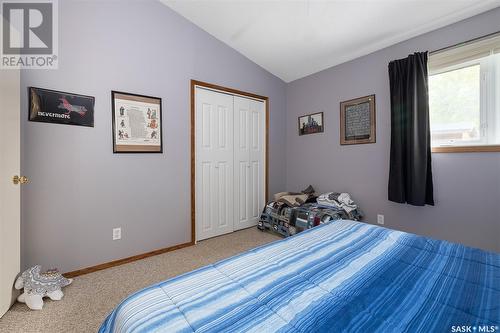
29 87 95 127
298 112 324 136
340 95 376 145
112 91 163 153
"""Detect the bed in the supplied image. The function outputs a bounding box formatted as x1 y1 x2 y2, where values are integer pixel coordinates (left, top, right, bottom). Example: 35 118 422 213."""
100 220 499 333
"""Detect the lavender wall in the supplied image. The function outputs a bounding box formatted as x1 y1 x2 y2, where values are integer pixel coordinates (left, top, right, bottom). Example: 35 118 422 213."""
20 0 286 272
20 2 499 274
286 8 500 252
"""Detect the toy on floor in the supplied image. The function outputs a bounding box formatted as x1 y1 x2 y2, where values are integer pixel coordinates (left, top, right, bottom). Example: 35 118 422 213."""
14 265 72 310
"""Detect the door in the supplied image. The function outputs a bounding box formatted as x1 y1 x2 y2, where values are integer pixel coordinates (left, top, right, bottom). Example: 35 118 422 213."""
233 96 266 231
195 88 234 241
0 68 21 318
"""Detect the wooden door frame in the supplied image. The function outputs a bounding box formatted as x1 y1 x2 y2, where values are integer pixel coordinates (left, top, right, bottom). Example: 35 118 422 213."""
191 80 269 243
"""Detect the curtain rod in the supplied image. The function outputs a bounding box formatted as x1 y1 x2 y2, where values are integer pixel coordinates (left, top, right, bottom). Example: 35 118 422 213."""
429 30 500 55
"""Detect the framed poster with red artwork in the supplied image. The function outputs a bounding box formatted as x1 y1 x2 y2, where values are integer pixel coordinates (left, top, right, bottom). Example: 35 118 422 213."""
29 87 95 127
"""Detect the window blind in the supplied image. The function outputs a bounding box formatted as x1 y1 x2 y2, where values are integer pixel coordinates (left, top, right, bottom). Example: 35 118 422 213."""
428 33 500 74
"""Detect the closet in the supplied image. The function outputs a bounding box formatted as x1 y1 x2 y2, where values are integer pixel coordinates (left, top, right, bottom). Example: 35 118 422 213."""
194 85 266 241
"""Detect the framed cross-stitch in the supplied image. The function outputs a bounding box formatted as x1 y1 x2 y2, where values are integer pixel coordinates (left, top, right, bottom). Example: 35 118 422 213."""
340 95 376 145
112 91 163 153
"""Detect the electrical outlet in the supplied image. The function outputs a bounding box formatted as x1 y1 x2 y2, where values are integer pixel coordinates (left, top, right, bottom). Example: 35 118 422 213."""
377 214 385 225
112 227 121 240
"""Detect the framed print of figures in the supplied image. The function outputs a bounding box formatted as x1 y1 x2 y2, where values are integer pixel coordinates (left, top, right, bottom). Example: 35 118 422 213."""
112 91 163 153
340 95 376 145
298 112 324 136
29 87 95 127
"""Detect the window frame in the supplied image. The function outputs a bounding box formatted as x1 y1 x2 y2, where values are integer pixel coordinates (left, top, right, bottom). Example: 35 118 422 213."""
429 53 500 153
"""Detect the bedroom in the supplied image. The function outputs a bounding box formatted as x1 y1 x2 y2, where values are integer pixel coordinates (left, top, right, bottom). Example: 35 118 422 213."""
0 0 499 332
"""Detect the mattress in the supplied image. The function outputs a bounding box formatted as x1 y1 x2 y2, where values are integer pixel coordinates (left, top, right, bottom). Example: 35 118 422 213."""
100 220 499 333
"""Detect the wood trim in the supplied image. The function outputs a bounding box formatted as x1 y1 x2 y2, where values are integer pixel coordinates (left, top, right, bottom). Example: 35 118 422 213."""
63 241 194 278
432 145 500 153
190 80 270 244
191 80 268 101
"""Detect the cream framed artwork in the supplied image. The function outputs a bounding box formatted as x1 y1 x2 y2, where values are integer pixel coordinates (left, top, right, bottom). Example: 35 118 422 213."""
111 91 163 153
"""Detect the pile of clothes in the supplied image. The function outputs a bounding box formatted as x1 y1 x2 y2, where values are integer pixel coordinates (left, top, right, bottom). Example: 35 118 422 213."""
316 191 363 220
273 185 317 206
258 185 364 237
317 192 358 213
273 185 362 219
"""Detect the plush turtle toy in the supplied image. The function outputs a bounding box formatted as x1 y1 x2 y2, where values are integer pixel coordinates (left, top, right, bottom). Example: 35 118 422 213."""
14 265 72 310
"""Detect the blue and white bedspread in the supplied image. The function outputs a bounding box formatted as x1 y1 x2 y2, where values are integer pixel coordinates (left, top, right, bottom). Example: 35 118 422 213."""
100 220 499 333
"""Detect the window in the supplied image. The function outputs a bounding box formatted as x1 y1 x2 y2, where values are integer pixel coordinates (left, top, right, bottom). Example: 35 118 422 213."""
428 34 500 152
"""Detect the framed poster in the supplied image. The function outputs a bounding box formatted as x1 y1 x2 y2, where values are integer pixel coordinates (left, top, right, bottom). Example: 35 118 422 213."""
29 87 95 127
340 95 376 145
298 112 324 136
112 91 163 153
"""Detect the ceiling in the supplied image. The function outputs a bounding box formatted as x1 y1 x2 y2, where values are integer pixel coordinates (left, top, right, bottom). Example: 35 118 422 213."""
161 0 500 82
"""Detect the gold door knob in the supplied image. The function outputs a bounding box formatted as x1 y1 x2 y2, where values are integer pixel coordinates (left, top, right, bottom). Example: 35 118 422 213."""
12 175 29 185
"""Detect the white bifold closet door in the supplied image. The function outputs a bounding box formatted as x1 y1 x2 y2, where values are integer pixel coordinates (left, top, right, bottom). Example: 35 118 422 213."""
195 88 235 241
233 96 265 231
195 88 265 241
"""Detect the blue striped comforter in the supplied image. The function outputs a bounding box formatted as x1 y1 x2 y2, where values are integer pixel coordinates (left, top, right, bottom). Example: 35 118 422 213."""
100 220 499 333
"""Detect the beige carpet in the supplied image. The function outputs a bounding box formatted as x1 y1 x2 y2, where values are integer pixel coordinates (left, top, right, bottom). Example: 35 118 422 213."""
0 228 280 333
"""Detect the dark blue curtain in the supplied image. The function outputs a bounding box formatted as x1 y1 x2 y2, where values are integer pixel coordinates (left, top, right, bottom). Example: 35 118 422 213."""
388 52 434 206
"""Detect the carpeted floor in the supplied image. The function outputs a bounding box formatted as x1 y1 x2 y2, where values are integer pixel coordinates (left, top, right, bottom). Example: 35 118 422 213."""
0 228 280 333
